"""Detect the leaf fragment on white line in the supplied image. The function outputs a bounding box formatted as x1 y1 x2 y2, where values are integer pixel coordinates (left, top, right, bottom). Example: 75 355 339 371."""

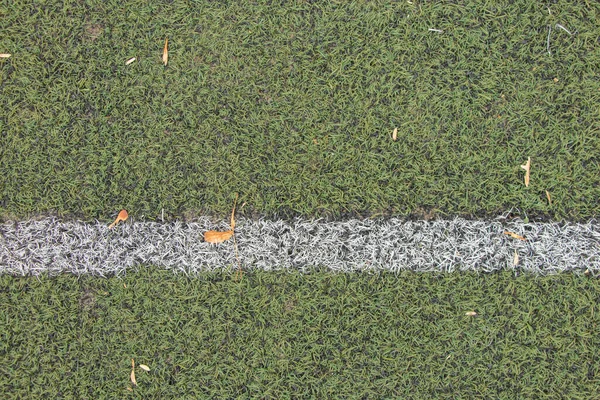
520 157 531 187
125 57 136 65
504 231 527 241
513 249 519 266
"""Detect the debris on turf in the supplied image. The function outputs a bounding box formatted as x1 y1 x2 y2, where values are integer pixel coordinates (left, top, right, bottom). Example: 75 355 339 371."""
162 37 169 66
204 194 238 243
521 157 531 187
108 209 129 229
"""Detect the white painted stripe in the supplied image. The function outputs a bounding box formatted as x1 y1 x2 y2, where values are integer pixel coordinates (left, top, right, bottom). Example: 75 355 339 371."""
1 217 598 276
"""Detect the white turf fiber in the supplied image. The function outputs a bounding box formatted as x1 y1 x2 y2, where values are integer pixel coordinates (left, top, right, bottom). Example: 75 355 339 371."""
1 217 598 276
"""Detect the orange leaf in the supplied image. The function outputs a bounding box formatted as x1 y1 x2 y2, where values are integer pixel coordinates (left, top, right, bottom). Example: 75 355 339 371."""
204 230 234 243
230 193 238 230
203 195 238 243
503 231 526 241
162 37 169 66
108 209 129 229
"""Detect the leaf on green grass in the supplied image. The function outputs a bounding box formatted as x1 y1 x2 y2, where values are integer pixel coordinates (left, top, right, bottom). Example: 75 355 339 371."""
162 38 169 66
130 358 137 386
465 311 477 316
125 57 136 65
0 53 11 58
546 190 552 206
520 157 531 187
139 364 150 372
392 127 398 141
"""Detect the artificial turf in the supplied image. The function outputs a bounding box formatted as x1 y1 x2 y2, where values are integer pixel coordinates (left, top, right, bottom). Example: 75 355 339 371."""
1 0 599 222
2 0 600 397
1 268 599 398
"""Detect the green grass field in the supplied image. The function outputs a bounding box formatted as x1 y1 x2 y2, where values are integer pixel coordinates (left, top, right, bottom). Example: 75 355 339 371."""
1 0 600 397
1 0 599 222
2 269 599 398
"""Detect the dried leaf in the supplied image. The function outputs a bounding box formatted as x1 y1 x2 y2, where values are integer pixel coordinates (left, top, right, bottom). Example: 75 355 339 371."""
108 209 129 229
546 190 552 206
465 311 477 316
162 37 169 66
504 231 526 241
520 157 531 187
204 230 233 243
130 358 137 386
139 364 150 372
0 53 11 58
230 193 238 230
513 249 519 266
125 57 136 65
203 194 238 243
392 127 398 141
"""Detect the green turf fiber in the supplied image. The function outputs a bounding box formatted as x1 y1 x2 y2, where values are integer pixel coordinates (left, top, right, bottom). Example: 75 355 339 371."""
1 0 599 221
1 269 599 398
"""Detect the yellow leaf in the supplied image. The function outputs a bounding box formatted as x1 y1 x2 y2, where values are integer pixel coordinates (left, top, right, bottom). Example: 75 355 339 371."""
162 37 169 66
465 311 477 316
204 230 233 243
546 190 552 206
130 358 137 386
125 57 136 65
520 157 531 187
392 127 398 141
139 364 150 372
503 231 526 241
0 53 11 58
108 209 129 229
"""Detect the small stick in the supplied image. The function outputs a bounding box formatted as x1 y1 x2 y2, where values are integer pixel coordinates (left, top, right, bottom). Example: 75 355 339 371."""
547 26 552 55
428 28 443 33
